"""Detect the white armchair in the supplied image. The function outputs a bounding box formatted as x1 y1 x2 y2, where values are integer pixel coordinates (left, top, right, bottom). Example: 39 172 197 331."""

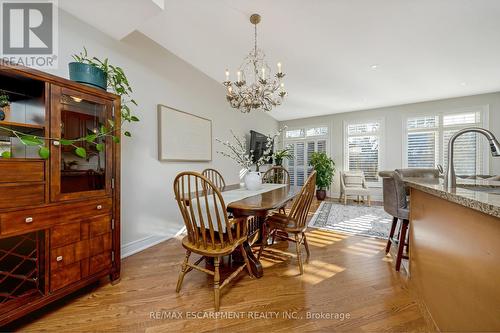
339 171 371 206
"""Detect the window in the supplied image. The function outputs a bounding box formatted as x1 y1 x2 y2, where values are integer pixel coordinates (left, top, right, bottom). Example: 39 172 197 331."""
284 126 329 186
344 121 381 183
405 110 485 175
285 129 304 139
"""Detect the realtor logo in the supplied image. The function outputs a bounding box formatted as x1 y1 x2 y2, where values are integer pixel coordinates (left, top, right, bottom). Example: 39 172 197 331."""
1 0 58 68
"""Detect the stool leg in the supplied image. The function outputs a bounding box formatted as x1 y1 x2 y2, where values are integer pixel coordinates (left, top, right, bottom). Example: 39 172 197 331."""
386 217 398 254
395 219 409 271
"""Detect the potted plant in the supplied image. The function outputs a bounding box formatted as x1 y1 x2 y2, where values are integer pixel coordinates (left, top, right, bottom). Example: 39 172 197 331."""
272 147 294 166
0 91 10 121
69 48 107 90
309 152 335 200
0 48 139 160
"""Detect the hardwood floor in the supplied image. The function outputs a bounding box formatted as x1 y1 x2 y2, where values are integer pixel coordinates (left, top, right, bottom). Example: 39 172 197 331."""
8 199 430 332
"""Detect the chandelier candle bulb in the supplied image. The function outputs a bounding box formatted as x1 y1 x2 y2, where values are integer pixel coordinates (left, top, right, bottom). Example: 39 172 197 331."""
261 67 266 80
277 62 282 74
225 69 230 81
237 71 241 82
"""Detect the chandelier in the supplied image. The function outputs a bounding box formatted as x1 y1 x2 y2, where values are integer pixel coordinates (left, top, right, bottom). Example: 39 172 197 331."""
223 13 286 113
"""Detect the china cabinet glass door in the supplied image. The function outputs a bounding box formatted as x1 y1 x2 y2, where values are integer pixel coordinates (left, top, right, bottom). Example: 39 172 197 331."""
50 86 113 201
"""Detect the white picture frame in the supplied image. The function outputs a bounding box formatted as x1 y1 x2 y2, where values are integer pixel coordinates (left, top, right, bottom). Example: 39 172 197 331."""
157 105 212 161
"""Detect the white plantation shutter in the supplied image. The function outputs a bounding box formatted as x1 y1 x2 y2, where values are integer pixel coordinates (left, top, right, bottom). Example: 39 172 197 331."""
295 142 305 186
284 127 329 187
307 141 315 176
407 132 438 168
317 140 326 153
345 122 380 182
443 130 479 175
286 143 295 185
405 111 484 175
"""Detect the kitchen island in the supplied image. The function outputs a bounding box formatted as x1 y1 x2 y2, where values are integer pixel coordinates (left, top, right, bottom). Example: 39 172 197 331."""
405 177 500 332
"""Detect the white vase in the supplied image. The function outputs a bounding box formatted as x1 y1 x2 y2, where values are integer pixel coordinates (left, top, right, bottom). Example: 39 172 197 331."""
244 171 262 191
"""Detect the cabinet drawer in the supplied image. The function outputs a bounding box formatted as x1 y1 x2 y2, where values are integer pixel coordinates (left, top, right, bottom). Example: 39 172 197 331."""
69 198 113 221
0 184 45 209
51 222 81 248
0 198 112 236
0 160 45 183
50 262 81 292
50 240 89 269
90 251 112 275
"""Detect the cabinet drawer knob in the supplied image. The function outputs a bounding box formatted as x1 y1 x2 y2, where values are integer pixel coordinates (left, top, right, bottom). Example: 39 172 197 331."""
53 140 60 146
97 205 103 210
25 217 33 223
56 256 63 262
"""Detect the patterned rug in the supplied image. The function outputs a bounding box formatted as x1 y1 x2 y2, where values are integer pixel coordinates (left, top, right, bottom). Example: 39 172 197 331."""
308 201 393 239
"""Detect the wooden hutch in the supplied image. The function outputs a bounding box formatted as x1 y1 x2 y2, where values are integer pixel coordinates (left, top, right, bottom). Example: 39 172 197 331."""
0 63 121 326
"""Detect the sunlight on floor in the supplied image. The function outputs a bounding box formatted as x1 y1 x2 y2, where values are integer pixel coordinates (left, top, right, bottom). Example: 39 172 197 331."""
281 259 346 284
338 237 387 257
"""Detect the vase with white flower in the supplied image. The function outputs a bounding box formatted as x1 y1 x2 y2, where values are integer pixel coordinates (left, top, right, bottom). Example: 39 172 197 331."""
216 128 284 190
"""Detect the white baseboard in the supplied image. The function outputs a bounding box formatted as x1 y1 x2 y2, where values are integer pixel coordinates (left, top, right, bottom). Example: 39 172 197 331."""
121 234 172 259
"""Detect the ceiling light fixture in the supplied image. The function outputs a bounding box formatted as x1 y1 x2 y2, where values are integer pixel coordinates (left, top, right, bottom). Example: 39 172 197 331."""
223 13 286 113
370 64 379 70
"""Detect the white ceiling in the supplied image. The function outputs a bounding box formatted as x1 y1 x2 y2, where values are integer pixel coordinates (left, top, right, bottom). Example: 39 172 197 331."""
60 0 500 121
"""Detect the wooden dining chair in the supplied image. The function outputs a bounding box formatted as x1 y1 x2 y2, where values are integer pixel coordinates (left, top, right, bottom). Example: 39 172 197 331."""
258 171 317 275
173 172 252 311
262 166 290 185
262 166 291 214
202 168 226 190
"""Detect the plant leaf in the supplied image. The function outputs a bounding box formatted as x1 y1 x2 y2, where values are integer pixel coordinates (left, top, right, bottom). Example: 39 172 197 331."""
85 134 97 143
108 119 115 128
75 147 87 159
38 146 50 159
130 116 139 122
100 125 107 134
96 143 104 152
112 136 120 143
60 139 74 146
1 151 11 158
124 131 131 137
19 135 44 146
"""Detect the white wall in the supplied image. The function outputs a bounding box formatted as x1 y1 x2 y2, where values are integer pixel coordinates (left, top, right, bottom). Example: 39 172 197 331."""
47 10 278 256
280 93 500 199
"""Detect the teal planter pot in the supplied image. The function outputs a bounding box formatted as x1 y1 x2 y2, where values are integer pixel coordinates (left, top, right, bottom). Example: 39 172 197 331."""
68 62 107 90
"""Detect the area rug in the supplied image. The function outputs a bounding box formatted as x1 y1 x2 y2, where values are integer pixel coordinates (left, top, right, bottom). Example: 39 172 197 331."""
308 201 393 239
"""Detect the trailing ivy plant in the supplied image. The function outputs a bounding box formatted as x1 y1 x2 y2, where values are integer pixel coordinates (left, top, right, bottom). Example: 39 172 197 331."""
0 47 139 160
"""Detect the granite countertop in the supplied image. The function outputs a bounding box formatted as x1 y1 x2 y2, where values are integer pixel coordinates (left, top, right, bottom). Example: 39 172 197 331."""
404 177 500 218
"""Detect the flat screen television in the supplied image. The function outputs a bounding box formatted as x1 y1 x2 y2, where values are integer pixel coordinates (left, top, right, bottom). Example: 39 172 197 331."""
249 130 273 163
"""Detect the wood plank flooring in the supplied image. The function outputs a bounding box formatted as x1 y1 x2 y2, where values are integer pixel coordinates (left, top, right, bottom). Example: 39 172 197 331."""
8 200 430 332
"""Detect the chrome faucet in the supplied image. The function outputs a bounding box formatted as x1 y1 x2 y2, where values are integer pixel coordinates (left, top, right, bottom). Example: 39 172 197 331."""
445 127 500 188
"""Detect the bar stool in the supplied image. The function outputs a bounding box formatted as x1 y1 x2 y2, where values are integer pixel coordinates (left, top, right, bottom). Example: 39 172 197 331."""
379 171 409 271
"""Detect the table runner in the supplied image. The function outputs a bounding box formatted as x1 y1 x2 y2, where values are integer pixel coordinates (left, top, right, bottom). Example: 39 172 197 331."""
221 183 286 206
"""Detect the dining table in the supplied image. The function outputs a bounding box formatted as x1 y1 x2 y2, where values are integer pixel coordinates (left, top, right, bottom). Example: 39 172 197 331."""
222 183 301 278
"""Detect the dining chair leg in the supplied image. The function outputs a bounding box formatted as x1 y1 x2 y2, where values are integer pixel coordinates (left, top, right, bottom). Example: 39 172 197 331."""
214 256 220 312
271 229 277 245
344 194 347 205
386 217 398 254
257 223 268 260
295 234 304 275
303 232 310 262
239 244 253 277
176 250 191 292
368 195 371 207
395 220 409 271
